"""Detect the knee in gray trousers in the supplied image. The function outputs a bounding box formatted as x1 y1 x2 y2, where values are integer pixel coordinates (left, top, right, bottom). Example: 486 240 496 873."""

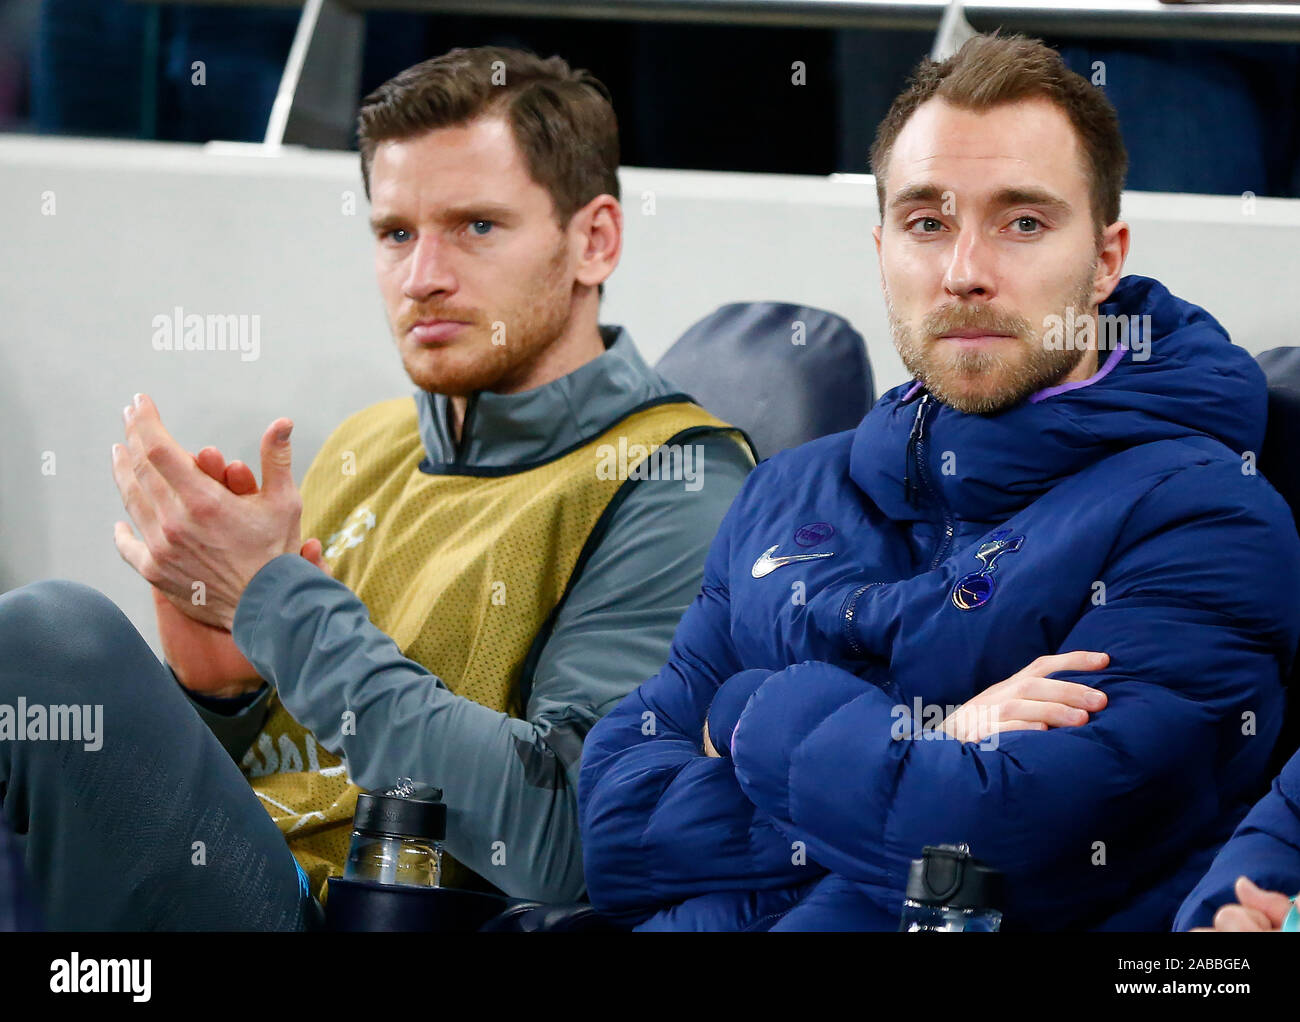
0 579 321 931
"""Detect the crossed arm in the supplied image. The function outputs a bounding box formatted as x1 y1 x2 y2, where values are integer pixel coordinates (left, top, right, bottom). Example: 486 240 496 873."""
580 462 1300 929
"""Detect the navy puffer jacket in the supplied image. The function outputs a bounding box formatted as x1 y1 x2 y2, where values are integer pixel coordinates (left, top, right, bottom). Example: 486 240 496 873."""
579 275 1300 931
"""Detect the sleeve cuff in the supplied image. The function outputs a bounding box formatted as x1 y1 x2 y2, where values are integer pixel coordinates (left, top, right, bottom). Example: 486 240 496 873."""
186 684 265 714
168 660 274 763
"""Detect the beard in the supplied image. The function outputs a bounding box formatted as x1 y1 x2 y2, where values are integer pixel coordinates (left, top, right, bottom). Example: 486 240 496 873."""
393 237 572 397
887 262 1097 414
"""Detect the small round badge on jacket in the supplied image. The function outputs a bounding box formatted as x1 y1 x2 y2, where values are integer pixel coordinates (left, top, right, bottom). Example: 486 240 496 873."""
951 529 1024 611
794 521 835 547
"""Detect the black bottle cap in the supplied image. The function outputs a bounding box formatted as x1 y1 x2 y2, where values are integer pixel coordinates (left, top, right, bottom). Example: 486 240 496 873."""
905 844 1003 911
353 781 446 841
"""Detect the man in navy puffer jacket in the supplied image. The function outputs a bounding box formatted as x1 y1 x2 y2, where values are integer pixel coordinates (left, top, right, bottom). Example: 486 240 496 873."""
578 34 1300 931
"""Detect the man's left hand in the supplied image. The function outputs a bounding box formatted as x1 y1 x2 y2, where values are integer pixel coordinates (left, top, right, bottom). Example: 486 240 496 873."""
111 393 304 631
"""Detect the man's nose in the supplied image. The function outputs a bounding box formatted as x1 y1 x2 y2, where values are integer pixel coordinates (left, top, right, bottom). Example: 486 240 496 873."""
943 226 997 300
402 234 458 301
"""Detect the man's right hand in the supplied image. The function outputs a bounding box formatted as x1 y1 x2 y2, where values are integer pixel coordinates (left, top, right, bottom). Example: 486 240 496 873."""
941 650 1110 744
154 445 328 698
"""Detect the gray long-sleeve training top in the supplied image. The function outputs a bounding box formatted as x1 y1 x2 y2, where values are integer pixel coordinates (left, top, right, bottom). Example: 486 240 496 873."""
173 325 753 901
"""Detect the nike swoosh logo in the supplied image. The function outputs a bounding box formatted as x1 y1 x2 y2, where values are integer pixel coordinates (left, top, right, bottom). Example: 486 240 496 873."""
751 544 835 579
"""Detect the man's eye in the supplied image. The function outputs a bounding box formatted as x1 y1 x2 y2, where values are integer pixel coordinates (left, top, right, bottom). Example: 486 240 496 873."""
907 217 943 234
1012 216 1043 233
468 220 494 236
385 228 412 244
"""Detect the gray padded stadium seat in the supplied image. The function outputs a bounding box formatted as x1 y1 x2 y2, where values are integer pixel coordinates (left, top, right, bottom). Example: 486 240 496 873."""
655 302 875 461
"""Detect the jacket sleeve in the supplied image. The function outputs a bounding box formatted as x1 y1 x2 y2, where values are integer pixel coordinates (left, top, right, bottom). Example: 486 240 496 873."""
579 463 827 922
232 432 750 903
728 462 1300 929
1173 746 1300 930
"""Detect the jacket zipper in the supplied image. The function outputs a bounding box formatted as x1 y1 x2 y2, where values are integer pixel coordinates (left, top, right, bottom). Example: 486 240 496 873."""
903 396 927 507
840 581 901 699
841 394 955 665
905 394 956 570
841 581 884 658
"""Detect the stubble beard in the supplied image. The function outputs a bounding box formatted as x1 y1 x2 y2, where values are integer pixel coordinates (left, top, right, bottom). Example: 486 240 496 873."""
395 237 573 397
887 264 1097 414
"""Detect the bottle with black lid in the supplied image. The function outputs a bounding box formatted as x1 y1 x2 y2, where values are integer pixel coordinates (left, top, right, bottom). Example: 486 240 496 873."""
898 843 1004 932
342 777 446 888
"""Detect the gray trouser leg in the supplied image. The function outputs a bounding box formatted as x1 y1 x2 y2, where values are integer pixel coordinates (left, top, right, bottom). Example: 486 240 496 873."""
0 578 323 931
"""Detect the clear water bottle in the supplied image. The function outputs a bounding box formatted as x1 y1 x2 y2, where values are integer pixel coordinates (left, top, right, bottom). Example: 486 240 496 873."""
343 778 446 888
899 843 1004 932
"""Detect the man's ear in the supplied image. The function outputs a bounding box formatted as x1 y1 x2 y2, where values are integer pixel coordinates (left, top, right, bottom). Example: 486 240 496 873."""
572 194 622 290
872 224 887 294
1092 220 1130 306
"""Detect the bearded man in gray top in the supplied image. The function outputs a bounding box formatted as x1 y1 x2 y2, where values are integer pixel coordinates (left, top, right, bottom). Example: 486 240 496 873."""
0 46 752 929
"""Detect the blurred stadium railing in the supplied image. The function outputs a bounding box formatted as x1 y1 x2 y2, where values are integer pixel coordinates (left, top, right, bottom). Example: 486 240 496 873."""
132 1 1300 147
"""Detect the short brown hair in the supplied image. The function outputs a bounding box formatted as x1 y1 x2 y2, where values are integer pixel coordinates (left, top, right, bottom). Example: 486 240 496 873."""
357 46 620 224
869 33 1127 235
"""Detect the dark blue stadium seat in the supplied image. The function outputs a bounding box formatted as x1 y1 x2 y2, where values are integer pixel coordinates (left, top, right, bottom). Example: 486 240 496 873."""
654 301 875 461
1255 346 1300 783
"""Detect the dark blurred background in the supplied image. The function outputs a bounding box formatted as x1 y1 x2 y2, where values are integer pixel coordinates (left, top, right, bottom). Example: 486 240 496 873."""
3 0 1299 196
